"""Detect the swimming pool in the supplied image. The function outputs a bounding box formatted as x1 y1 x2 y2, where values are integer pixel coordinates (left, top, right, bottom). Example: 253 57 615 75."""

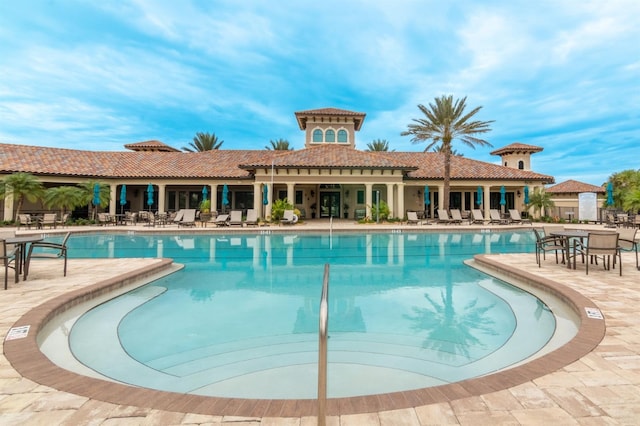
40 231 572 399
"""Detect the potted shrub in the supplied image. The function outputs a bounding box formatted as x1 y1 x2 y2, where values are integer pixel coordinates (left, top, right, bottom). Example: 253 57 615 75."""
199 199 212 222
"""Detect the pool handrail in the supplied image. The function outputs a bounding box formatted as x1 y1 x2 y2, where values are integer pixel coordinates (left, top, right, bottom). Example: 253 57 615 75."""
318 263 329 426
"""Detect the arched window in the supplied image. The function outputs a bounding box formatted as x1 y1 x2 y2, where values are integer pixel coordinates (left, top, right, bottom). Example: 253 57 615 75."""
337 129 347 143
518 160 524 170
325 129 335 142
312 129 323 142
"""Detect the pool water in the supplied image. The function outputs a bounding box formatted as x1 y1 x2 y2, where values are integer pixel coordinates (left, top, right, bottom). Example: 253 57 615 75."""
55 231 557 398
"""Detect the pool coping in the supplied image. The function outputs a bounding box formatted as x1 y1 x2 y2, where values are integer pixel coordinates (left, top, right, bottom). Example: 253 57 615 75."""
3 253 605 417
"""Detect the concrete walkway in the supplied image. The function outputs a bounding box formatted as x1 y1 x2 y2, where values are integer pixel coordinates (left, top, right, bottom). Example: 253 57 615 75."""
1 223 640 425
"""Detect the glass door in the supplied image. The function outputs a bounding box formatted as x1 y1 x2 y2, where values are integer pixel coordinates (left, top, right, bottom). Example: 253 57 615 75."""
319 192 340 218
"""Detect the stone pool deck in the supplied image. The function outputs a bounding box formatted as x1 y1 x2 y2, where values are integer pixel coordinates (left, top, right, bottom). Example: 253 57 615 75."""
1 222 640 425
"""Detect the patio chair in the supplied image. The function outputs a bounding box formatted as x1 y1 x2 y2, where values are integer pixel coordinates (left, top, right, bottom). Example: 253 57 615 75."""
436 209 453 224
40 213 58 229
57 213 70 227
575 232 622 275
449 209 464 225
618 228 639 270
532 228 565 267
406 211 420 225
25 232 70 280
1 237 19 290
281 210 298 225
18 214 33 229
508 209 532 225
229 210 244 227
178 209 196 227
214 214 230 227
97 213 113 226
245 209 258 226
471 209 486 224
489 209 508 225
171 210 184 225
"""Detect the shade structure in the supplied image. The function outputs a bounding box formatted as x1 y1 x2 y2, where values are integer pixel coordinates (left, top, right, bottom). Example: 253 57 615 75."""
202 185 208 201
423 185 430 206
476 186 483 206
523 186 529 204
146 184 154 209
222 184 229 208
499 186 506 206
263 184 269 205
607 182 614 205
92 183 101 206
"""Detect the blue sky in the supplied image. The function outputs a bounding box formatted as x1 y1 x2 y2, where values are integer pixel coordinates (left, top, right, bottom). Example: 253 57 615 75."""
1 1 638 186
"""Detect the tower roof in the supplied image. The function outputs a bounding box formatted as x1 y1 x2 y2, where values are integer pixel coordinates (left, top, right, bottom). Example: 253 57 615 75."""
490 143 543 156
294 107 366 131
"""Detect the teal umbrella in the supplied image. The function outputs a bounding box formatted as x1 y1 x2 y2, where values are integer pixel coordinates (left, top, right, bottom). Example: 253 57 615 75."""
499 186 506 206
263 185 268 205
222 184 229 212
523 186 529 204
146 184 154 211
606 182 614 205
92 183 101 206
202 185 208 201
476 186 483 206
119 185 127 214
424 185 430 206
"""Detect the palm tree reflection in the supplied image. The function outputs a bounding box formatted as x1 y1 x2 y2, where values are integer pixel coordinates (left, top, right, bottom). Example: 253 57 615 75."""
405 286 498 361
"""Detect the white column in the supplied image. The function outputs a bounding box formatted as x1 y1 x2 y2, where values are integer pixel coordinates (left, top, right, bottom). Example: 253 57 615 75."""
437 185 444 213
386 183 395 218
265 183 273 219
287 183 295 204
365 183 373 218
109 184 117 215
4 190 14 221
211 184 218 215
253 183 262 217
483 185 491 219
397 183 405 219
157 184 166 213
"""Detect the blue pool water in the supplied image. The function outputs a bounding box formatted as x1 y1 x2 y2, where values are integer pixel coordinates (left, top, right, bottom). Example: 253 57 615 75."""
58 231 556 399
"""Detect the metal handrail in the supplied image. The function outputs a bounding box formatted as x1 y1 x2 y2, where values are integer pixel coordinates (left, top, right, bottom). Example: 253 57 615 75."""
318 263 329 426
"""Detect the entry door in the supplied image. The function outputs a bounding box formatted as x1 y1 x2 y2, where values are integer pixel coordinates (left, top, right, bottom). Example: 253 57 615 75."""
320 192 340 218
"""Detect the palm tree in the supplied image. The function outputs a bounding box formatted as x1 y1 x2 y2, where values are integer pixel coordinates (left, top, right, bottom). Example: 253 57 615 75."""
432 145 464 156
527 187 554 218
77 180 110 220
608 169 640 210
0 172 45 219
182 132 224 152
366 139 394 152
43 186 84 217
402 95 493 210
265 138 293 150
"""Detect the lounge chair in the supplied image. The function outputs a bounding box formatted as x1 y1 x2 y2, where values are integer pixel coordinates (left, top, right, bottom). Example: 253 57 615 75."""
436 209 452 224
406 211 421 225
18 214 34 229
449 209 464 225
214 214 230 227
229 210 243 227
471 209 486 224
25 232 70 280
281 210 298 225
489 209 508 225
178 209 196 227
509 209 531 225
245 209 258 226
171 210 184 225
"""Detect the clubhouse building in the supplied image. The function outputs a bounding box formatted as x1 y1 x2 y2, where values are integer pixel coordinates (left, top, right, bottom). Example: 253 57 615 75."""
0 107 555 221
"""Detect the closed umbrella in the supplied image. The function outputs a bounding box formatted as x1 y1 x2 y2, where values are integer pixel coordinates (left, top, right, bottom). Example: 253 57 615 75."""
523 186 529 205
222 184 229 213
476 186 483 206
119 185 127 214
424 185 430 206
202 185 208 201
146 184 154 211
92 183 101 206
263 184 269 205
606 182 614 205
499 186 506 206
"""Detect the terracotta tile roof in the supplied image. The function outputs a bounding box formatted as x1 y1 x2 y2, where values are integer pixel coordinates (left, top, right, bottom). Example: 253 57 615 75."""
239 144 413 170
546 179 605 194
124 140 181 152
294 107 366 130
490 143 543 156
387 152 554 182
0 142 554 183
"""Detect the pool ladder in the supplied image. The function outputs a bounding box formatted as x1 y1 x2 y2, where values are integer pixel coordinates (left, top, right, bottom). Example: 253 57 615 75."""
318 263 329 426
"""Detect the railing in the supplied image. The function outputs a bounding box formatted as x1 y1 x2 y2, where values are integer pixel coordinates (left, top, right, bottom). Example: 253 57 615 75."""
317 263 330 426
